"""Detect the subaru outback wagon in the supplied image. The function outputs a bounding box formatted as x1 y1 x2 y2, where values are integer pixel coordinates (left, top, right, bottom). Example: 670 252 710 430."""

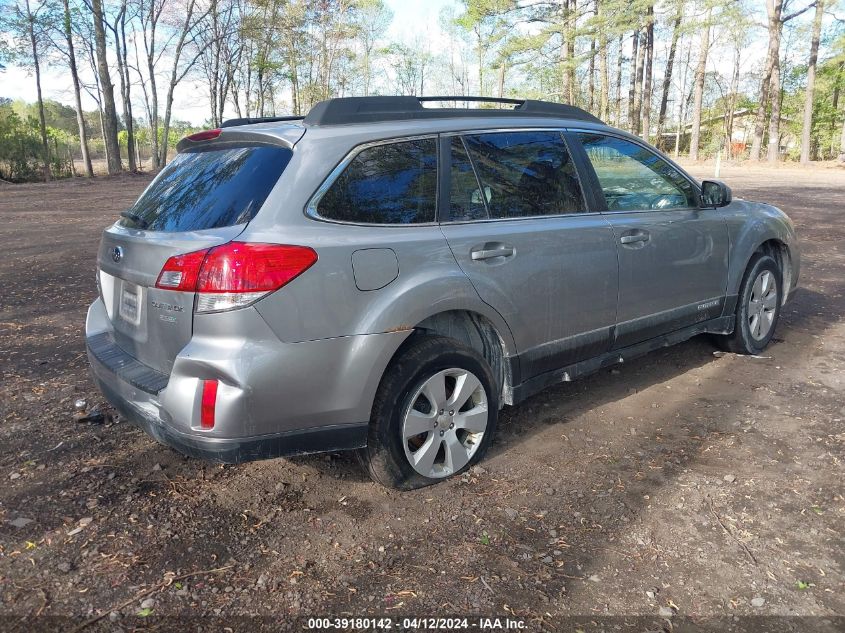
86 96 799 489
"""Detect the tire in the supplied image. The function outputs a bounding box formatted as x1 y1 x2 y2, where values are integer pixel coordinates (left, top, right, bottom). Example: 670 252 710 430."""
359 334 499 490
716 253 782 355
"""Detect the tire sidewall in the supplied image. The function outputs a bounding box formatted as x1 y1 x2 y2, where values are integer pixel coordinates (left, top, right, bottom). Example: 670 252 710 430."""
736 254 782 354
370 337 499 489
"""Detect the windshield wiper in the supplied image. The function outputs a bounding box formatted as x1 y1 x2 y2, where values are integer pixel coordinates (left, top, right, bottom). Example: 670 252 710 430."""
120 210 148 229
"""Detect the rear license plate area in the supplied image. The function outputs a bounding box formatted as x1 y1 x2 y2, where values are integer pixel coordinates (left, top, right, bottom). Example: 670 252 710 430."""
119 281 141 325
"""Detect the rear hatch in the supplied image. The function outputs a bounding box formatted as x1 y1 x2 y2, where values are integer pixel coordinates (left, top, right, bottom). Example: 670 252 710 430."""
97 137 296 374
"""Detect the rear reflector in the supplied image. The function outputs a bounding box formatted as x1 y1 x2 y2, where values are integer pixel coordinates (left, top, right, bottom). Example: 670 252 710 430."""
155 242 318 313
200 379 218 429
184 128 222 142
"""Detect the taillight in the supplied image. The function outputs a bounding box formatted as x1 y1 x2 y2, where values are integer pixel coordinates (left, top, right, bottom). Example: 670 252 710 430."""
200 379 218 429
155 242 318 313
155 249 209 291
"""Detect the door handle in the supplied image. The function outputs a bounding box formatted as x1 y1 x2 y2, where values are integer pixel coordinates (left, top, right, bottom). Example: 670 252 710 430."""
471 246 515 260
619 231 650 245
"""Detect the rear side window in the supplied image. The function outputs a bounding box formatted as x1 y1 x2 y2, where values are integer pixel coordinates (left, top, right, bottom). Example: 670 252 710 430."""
120 145 291 232
458 131 584 219
578 133 697 211
316 138 437 224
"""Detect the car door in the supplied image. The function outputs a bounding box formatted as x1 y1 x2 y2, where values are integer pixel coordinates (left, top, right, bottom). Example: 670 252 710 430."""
573 132 730 349
438 130 619 381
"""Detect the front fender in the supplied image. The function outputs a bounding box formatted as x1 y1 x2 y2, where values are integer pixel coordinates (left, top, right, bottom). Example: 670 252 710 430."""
722 199 800 298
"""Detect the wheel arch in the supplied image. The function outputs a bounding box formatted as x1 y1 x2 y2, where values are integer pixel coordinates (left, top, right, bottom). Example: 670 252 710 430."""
383 309 518 408
754 239 793 305
730 238 793 307
728 222 795 303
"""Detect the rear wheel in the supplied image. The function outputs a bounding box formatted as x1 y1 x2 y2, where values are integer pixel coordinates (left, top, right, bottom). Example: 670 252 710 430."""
716 253 782 355
359 335 498 490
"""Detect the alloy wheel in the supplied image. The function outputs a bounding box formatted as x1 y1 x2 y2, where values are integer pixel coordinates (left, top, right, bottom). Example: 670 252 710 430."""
401 368 489 478
748 270 778 340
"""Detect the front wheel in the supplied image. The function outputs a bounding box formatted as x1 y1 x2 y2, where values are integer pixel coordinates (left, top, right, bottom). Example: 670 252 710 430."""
359 335 498 490
716 253 782 355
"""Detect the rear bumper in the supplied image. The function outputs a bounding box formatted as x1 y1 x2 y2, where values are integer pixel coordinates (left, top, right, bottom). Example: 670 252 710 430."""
87 340 367 462
85 297 409 463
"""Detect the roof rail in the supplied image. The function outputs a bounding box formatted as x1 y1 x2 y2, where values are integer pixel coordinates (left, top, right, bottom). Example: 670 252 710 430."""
220 115 304 128
303 96 604 126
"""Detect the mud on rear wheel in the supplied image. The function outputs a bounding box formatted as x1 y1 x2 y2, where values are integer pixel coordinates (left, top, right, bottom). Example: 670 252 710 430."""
359 335 499 490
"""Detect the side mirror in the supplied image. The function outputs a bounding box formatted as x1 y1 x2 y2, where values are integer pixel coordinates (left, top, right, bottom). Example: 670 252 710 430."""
700 180 732 208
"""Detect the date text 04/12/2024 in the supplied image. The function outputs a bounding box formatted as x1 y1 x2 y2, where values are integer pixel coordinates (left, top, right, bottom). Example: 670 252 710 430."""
304 617 527 630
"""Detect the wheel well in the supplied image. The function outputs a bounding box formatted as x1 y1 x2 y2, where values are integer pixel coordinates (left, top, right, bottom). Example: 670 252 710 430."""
755 239 792 304
413 311 513 407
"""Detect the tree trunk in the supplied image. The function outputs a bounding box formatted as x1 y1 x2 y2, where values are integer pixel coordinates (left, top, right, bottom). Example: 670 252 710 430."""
209 0 221 126
25 0 50 181
750 0 783 161
689 9 711 161
560 21 569 104
567 0 576 104
830 61 843 158
766 50 783 162
588 21 596 112
290 49 300 115
627 30 638 130
88 50 107 167
641 4 654 141
476 27 484 95
800 0 824 163
597 0 609 120
159 0 204 167
91 0 121 174
657 6 682 141
120 13 135 171
244 55 252 118
615 35 623 126
113 5 136 172
599 38 608 120
675 44 691 159
840 96 845 158
62 0 93 177
632 28 645 134
726 45 741 157
363 44 370 96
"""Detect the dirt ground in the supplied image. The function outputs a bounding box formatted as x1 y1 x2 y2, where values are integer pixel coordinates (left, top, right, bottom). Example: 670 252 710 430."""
0 163 843 632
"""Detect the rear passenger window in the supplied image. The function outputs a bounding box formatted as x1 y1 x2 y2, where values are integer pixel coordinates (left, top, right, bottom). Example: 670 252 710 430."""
458 131 584 219
317 138 437 224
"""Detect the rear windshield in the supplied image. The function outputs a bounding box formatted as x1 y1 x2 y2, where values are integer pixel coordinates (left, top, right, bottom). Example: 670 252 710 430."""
119 145 291 232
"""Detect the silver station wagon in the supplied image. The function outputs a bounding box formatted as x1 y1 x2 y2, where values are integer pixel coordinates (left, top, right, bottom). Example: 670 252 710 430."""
86 96 800 489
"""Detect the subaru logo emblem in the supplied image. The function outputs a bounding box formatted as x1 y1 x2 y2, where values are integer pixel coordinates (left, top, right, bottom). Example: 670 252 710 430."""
111 246 124 263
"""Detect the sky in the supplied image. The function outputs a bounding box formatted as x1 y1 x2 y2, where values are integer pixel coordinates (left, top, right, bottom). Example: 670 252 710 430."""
0 0 810 127
384 0 453 41
1 0 459 125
